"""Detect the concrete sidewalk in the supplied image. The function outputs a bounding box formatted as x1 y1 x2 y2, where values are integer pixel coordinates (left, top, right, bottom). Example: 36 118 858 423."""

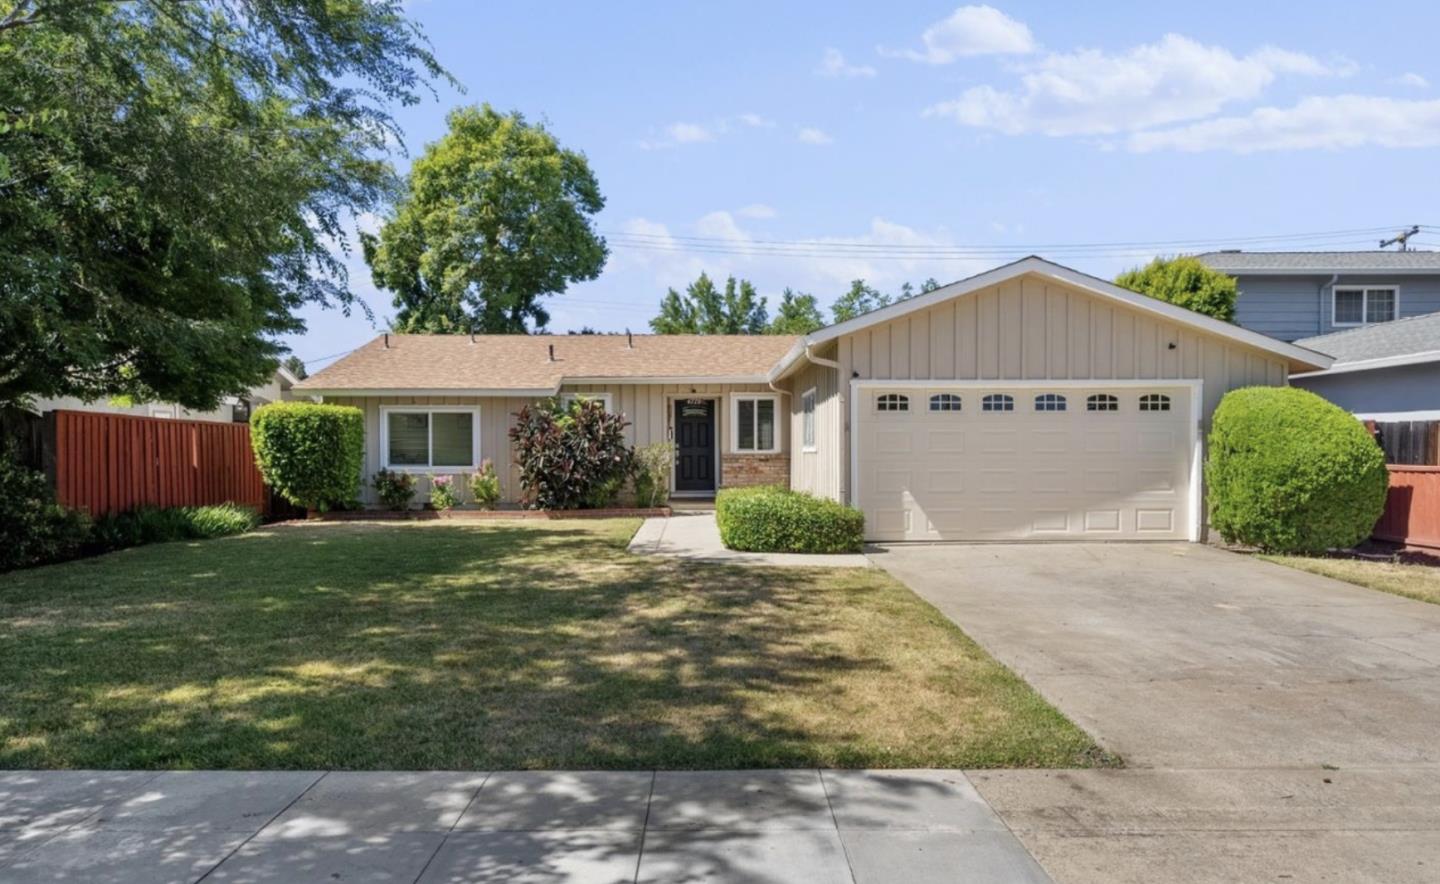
0 768 1047 883
628 512 872 568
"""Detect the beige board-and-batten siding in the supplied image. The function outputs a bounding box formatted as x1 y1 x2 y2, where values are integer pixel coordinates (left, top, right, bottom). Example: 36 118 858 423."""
782 271 1289 504
328 382 789 505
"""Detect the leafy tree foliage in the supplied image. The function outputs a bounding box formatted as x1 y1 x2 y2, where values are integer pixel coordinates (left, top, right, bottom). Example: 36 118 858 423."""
830 280 891 323
650 273 769 334
768 289 826 334
364 105 607 334
0 0 447 409
1115 257 1238 322
282 356 309 381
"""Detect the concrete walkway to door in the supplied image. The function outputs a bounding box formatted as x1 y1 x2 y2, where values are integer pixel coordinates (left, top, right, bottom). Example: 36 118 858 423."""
873 542 1440 883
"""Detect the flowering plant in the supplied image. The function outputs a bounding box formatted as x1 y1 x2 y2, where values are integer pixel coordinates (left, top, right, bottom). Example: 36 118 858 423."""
428 474 459 510
469 460 501 509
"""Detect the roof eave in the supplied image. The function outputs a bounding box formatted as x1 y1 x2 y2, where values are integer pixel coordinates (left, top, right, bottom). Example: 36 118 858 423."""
1291 349 1440 378
295 386 561 398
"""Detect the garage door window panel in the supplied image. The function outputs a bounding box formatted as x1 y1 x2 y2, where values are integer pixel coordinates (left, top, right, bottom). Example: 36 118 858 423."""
733 395 779 453
982 394 1014 413
1034 393 1067 412
877 393 909 413
1139 394 1171 412
1087 394 1119 412
929 393 962 413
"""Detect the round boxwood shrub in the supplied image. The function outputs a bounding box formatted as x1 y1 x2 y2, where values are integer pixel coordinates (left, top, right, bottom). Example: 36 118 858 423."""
716 486 865 554
251 402 364 511
1206 386 1388 553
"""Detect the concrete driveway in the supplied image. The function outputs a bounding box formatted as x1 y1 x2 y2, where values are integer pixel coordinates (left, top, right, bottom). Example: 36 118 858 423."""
872 542 1440 883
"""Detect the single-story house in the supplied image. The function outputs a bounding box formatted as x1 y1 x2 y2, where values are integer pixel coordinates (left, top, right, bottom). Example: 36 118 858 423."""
1291 311 1440 422
1194 250 1440 342
296 256 1331 542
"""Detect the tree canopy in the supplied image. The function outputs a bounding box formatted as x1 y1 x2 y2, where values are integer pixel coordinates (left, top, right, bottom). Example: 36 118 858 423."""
768 289 826 334
650 273 769 334
0 0 447 410
1115 257 1238 322
829 280 891 323
364 105 608 334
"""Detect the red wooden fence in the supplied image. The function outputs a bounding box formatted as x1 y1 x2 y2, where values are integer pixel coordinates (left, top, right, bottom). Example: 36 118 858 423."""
52 410 266 516
1373 465 1440 550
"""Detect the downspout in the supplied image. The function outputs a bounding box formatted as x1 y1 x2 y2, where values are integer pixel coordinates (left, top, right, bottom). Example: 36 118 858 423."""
804 342 841 371
1321 273 1338 335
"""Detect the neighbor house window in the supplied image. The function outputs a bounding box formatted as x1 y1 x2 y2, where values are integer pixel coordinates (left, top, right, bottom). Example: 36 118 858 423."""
381 407 479 470
981 394 1014 412
1034 393 1067 412
732 394 779 453
560 392 613 411
1087 394 1119 412
1333 287 1397 326
929 393 962 412
1139 394 1172 412
876 393 909 412
801 388 817 451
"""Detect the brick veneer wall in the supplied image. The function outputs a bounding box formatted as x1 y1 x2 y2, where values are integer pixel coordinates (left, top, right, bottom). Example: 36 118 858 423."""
720 453 790 489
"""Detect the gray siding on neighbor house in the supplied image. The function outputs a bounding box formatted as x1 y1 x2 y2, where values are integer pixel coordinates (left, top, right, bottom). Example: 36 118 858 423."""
1233 273 1440 341
1292 362 1440 416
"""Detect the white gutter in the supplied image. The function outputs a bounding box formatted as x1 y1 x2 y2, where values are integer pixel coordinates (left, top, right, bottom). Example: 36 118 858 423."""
1291 349 1440 378
804 343 840 371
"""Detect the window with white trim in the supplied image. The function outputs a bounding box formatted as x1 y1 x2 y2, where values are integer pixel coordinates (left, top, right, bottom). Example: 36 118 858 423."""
1139 394 1171 412
1333 286 1397 326
382 407 479 470
1087 394 1119 412
1034 393 1067 412
560 392 613 411
801 388 816 450
876 393 909 412
929 393 962 412
981 394 1014 412
732 394 779 453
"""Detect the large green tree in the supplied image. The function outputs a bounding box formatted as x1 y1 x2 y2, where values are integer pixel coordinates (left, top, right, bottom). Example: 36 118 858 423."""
1116 257 1238 322
768 288 826 334
650 273 768 334
830 279 890 323
364 105 607 334
0 0 446 409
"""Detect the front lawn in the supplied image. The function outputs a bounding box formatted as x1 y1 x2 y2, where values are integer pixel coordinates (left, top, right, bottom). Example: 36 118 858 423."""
0 520 1106 770
1262 553 1440 606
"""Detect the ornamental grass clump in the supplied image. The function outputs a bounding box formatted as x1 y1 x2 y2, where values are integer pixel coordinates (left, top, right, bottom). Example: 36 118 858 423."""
469 460 501 509
429 474 459 510
1206 386 1388 554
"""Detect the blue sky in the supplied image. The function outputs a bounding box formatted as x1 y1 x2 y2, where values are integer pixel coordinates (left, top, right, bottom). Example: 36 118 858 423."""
285 1 1440 371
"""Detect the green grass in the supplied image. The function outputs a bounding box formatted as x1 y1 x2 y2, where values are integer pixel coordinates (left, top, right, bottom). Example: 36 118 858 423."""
0 520 1107 770
1261 554 1440 607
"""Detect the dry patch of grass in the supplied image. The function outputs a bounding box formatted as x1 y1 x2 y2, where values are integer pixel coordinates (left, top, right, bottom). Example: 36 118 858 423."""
0 520 1106 770
1262 554 1440 606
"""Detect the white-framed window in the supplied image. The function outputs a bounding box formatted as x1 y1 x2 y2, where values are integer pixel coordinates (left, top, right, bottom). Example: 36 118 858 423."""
1034 393 1067 412
876 393 909 412
731 394 779 453
379 406 480 471
1139 393 1171 412
149 407 176 419
981 393 1014 413
929 393 963 412
1333 286 1398 327
1087 394 1119 412
801 387 817 451
560 392 614 411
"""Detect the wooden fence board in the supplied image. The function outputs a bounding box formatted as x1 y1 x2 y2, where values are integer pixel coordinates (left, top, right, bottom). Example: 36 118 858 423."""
1374 466 1440 550
51 410 265 516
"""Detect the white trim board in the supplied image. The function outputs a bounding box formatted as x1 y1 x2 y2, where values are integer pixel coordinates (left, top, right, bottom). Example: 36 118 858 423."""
378 404 482 473
848 379 1204 543
1291 348 1440 378
770 256 1331 381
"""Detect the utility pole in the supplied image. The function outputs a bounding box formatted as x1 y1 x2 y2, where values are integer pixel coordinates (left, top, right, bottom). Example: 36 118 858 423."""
1379 225 1421 251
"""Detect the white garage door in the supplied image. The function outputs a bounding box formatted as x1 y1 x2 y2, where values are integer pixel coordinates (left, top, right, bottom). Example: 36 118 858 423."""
855 384 1196 542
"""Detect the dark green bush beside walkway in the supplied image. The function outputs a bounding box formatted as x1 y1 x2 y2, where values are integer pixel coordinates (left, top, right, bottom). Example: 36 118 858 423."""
716 486 865 554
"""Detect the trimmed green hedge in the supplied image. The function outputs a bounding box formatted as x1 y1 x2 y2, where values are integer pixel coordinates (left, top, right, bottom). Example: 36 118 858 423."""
251 402 364 511
716 486 865 554
1207 386 1388 554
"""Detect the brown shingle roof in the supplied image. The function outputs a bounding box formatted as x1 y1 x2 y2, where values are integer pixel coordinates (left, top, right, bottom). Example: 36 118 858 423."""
295 334 800 392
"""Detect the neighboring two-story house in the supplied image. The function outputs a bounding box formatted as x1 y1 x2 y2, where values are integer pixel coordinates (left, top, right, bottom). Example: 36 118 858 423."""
1196 251 1440 420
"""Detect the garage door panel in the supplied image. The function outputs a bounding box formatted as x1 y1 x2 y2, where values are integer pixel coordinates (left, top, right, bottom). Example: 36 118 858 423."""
857 385 1193 542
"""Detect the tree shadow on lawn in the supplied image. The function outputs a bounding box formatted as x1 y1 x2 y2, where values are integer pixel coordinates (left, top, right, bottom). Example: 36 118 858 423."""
0 521 1100 771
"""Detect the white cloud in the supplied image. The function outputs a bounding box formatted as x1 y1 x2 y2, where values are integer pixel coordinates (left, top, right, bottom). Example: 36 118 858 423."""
797 126 833 145
1128 95 1440 153
735 203 778 219
883 5 1035 63
925 34 1340 136
1391 72 1429 89
737 113 775 128
640 114 776 149
666 122 713 144
817 47 876 78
